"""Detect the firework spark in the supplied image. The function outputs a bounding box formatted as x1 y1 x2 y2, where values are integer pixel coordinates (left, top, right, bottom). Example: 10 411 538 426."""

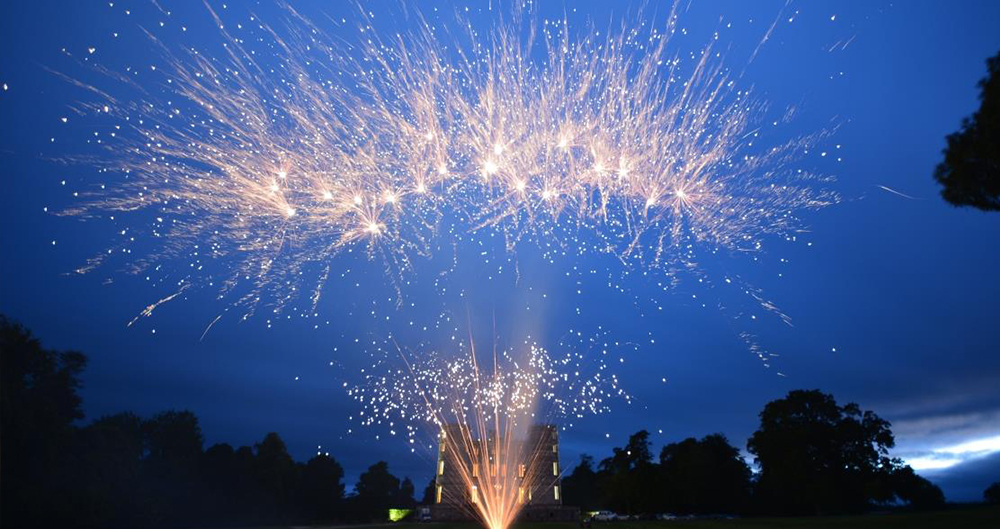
60 2 837 318
346 331 629 446
346 329 628 529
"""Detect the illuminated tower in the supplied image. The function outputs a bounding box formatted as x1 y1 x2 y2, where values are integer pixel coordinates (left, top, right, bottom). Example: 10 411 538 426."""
431 423 575 522
524 424 562 507
431 423 466 520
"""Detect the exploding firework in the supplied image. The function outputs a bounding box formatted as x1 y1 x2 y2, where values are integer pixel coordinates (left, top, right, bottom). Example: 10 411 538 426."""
346 329 628 529
59 2 837 320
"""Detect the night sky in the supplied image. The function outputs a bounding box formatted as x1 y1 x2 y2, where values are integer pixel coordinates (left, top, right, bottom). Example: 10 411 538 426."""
2 0 999 502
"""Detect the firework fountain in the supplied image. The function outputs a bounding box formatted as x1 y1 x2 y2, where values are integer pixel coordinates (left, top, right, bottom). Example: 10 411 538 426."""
349 331 626 528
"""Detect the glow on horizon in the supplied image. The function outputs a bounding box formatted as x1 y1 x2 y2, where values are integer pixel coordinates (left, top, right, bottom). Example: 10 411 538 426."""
904 434 1000 471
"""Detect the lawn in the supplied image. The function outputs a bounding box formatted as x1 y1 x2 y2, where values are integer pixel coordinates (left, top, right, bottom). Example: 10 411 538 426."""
377 505 999 529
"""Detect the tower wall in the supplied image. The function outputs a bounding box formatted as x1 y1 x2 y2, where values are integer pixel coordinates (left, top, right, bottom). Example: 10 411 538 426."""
431 423 575 521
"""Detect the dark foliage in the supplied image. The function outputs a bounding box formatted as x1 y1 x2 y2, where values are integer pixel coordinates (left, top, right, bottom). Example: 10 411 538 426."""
0 316 408 528
747 389 942 515
354 461 416 512
888 464 945 510
598 430 658 514
659 434 751 514
985 482 1000 504
562 454 601 510
747 389 894 514
299 454 347 520
567 432 751 516
1 317 955 525
421 476 437 505
934 51 1000 211
563 391 946 517
1 315 87 525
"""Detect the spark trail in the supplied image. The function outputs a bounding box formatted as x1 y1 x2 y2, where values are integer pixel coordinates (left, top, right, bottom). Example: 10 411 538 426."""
60 2 837 319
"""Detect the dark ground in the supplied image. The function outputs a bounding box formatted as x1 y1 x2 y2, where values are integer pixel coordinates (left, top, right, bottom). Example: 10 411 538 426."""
229 504 1000 529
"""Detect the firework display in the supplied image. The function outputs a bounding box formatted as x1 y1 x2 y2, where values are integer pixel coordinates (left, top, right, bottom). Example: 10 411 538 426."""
53 3 841 526
61 2 836 318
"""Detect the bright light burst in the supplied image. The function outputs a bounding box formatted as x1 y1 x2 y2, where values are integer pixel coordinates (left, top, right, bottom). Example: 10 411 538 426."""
61 2 837 318
346 329 629 529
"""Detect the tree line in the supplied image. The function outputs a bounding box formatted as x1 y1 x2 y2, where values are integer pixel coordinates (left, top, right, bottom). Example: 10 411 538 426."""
4 315 998 528
1 316 418 528
562 392 950 517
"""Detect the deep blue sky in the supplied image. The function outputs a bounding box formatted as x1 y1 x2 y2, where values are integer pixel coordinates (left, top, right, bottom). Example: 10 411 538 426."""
2 1 999 502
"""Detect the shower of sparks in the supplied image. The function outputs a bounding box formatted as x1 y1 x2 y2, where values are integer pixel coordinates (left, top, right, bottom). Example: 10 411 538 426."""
58 2 838 320
346 330 630 444
346 329 629 529
432 420 548 529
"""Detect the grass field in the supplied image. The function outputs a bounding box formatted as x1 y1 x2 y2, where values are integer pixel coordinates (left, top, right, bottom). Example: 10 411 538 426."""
373 505 999 529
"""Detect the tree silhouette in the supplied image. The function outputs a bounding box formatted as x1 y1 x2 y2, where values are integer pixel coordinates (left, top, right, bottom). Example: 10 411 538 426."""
659 434 751 514
934 51 1000 211
0 316 87 526
562 454 601 510
354 461 413 519
985 481 1000 504
299 454 346 520
888 464 944 510
76 412 147 526
748 390 896 514
599 430 657 514
420 477 436 505
399 476 417 508
144 410 204 479
254 432 298 518
201 442 243 522
142 411 208 525
1 316 967 524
